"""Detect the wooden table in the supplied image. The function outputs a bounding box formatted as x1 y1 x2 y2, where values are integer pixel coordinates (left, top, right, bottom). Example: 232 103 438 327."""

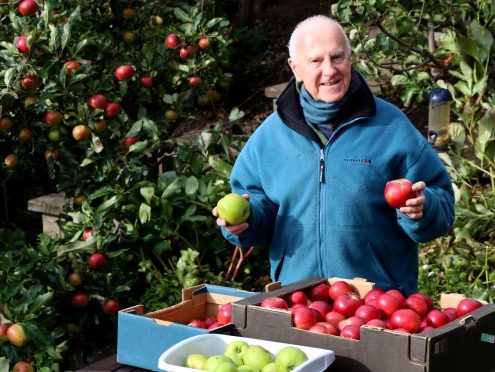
76 354 149 372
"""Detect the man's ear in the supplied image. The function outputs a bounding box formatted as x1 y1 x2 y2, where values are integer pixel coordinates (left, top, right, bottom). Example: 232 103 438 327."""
288 58 301 82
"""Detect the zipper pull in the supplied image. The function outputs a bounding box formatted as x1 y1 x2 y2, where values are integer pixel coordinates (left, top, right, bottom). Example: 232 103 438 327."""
319 149 325 183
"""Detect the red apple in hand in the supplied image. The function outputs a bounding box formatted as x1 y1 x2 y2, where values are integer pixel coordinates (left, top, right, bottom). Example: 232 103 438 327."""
384 178 416 208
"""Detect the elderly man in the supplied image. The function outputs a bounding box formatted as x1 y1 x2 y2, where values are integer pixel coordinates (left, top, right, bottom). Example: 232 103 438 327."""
214 15 454 295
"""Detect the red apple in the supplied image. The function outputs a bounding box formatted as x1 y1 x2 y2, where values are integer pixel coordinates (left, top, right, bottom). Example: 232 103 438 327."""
7 323 29 347
188 76 202 88
0 323 10 341
88 94 107 109
15 35 30 53
311 308 324 322
376 293 403 318
328 281 353 301
354 304 381 322
188 319 207 328
179 47 190 59
208 322 221 330
384 178 416 208
315 321 338 335
18 0 38 16
198 37 210 50
366 318 388 328
260 296 289 310
340 325 361 340
324 311 346 327
217 303 232 325
21 75 38 90
338 316 366 332
45 110 63 126
72 124 90 141
104 102 121 118
332 292 362 318
408 293 434 313
202 316 217 327
165 34 180 49
443 307 459 322
64 61 81 73
425 309 449 328
115 65 135 81
82 229 93 241
123 135 139 149
103 299 120 315
285 291 307 307
88 252 106 268
292 306 316 330
390 309 421 333
385 289 406 306
0 117 12 132
419 326 435 333
12 361 34 372
405 295 428 318
309 300 332 317
363 288 385 304
140 76 153 88
307 283 330 302
456 298 483 317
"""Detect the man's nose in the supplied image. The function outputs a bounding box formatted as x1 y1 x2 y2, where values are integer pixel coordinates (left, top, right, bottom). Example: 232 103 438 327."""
322 58 336 76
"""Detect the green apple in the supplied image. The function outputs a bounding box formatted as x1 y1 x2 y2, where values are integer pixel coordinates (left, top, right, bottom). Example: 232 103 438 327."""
225 340 250 360
204 355 236 372
225 352 244 367
275 346 308 370
216 362 239 372
262 362 289 372
216 193 250 225
185 353 208 369
242 345 275 370
238 366 261 372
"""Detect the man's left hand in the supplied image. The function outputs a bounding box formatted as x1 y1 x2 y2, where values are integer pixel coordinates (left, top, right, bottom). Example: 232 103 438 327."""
399 181 426 219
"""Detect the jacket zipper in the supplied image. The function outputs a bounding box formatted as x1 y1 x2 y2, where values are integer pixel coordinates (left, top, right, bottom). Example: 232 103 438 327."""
319 148 325 183
318 147 325 276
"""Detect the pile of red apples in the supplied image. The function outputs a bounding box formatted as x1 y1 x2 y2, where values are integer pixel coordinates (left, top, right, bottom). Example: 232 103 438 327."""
259 281 484 340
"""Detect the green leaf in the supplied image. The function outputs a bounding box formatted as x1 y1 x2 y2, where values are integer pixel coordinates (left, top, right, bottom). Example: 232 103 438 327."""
458 35 483 64
177 64 190 72
127 140 148 153
3 67 15 87
469 20 493 59
185 176 199 195
49 24 60 53
208 157 232 178
139 203 151 224
173 7 190 22
163 94 175 104
229 107 245 122
161 178 181 199
30 292 53 314
472 76 487 96
206 17 223 28
23 323 50 346
391 75 408 86
140 186 155 204
61 22 72 51
95 195 119 215
127 120 143 136
0 357 9 372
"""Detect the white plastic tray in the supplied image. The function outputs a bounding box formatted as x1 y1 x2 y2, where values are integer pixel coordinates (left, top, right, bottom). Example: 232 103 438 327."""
158 333 335 372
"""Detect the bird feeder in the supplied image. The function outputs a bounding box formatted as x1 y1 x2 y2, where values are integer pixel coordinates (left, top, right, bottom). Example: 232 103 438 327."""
427 88 453 151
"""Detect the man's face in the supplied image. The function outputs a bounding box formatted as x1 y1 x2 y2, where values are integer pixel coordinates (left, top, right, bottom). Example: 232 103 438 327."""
288 23 352 103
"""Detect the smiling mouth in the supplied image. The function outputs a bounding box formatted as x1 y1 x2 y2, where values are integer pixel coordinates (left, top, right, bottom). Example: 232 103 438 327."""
320 80 340 86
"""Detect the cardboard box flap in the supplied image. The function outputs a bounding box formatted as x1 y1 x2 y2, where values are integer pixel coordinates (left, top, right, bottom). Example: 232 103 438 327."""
120 304 144 315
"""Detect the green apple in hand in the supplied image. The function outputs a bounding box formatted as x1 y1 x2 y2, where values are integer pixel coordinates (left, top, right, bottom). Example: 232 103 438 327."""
225 340 250 360
275 346 308 370
204 355 236 371
216 193 250 225
242 345 275 370
185 353 208 369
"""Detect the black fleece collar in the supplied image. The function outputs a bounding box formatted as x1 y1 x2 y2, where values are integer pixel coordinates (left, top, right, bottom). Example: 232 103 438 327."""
276 66 377 147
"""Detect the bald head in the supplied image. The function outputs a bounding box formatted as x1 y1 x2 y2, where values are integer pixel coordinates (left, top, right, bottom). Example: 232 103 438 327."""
288 15 351 63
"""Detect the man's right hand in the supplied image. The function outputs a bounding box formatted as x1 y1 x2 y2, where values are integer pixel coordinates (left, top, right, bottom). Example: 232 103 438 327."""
212 193 250 235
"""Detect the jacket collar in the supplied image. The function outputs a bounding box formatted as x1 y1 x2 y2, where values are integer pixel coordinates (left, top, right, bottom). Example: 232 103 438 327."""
276 66 376 146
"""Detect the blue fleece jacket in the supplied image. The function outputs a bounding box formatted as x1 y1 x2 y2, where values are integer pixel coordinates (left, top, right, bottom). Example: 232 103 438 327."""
222 70 455 295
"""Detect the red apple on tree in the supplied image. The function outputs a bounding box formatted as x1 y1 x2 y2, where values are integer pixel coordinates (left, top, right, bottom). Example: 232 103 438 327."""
115 65 135 81
88 252 106 268
179 47 190 59
64 61 81 73
18 0 38 16
123 135 139 150
68 273 82 287
140 76 153 88
45 110 63 126
0 117 12 132
103 299 120 315
15 35 30 53
7 323 29 347
165 33 180 49
71 291 90 308
188 76 202 88
13 361 34 372
82 229 93 241
0 323 11 341
18 128 33 143
198 37 210 49
72 124 90 141
21 75 39 90
104 102 121 118
5 154 18 168
88 94 108 109
384 178 416 208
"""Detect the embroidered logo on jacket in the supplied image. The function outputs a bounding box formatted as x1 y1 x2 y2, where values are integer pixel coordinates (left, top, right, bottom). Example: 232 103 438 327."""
344 158 372 164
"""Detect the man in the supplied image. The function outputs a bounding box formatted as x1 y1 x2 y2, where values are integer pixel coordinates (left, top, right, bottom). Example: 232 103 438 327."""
213 15 454 295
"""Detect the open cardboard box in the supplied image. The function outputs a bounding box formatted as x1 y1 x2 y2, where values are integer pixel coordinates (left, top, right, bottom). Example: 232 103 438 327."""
117 283 255 371
232 276 495 372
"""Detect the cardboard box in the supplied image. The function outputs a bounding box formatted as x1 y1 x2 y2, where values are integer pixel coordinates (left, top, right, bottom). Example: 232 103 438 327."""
232 276 495 372
157 333 335 372
117 283 255 371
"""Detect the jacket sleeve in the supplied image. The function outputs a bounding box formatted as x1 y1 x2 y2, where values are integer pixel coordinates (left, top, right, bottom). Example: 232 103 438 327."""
220 134 277 247
397 142 455 242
